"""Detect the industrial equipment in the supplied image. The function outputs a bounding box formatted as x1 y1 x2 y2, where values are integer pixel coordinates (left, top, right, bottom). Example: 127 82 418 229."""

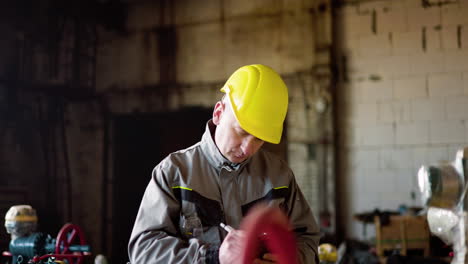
418 147 468 264
2 205 91 264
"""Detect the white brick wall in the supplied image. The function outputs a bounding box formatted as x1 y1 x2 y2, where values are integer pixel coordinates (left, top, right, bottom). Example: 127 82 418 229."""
410 53 445 74
224 17 282 76
394 77 427 99
379 56 410 78
395 122 430 145
430 120 466 144
464 72 468 95
426 28 442 53
224 0 281 18
350 102 378 125
465 121 468 142
428 73 464 97
362 124 395 146
343 37 360 58
279 11 316 74
448 144 467 159
363 168 384 196
181 85 218 107
175 0 221 25
357 0 392 13
376 170 398 193
462 26 468 50
407 7 441 31
347 125 362 147
338 0 468 240
349 58 379 77
413 146 450 167
377 9 407 34
351 148 380 169
444 51 468 72
393 168 417 198
411 98 445 121
341 10 373 38
392 31 422 55
380 148 414 169
99 2 317 89
378 102 394 123
378 101 412 123
441 25 459 51
348 166 368 198
347 82 365 103
404 0 423 9
95 0 332 236
445 96 468 120
177 23 225 83
441 4 468 26
361 80 393 103
359 34 392 57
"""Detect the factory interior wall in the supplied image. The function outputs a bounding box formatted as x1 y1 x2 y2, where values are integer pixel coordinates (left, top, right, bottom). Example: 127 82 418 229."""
7 0 468 260
0 0 334 262
335 0 468 241
96 0 334 259
5 0 468 260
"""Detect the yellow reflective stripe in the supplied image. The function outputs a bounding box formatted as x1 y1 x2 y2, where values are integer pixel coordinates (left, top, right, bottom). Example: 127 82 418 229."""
172 186 193 191
274 186 288 190
5 215 38 222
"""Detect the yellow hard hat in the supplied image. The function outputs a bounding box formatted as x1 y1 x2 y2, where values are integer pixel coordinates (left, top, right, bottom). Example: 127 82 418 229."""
221 64 288 144
318 243 338 262
5 205 38 222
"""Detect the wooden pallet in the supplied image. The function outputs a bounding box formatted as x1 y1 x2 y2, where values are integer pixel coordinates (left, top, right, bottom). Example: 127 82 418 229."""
375 215 430 261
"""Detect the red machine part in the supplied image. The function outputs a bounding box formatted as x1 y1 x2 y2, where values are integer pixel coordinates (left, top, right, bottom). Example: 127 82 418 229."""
31 223 90 264
55 223 86 255
240 205 297 264
54 223 90 264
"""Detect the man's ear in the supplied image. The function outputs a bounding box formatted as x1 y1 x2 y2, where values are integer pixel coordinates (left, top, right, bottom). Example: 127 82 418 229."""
212 101 224 125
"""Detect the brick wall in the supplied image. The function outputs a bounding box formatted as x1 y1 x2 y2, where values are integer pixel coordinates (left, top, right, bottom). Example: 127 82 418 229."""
337 0 468 239
97 0 321 89
95 0 334 256
97 0 333 217
1 1 334 258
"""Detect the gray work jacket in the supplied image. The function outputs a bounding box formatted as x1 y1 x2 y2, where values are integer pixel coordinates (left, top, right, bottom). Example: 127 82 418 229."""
128 121 320 264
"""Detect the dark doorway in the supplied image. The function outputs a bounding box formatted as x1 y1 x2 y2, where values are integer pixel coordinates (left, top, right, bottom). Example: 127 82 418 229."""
111 107 212 263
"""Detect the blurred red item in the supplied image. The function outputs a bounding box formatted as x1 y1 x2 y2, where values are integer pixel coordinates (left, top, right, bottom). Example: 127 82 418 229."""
240 204 297 264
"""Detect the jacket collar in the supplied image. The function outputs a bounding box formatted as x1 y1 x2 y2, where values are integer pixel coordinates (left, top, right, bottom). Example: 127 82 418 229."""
201 120 250 172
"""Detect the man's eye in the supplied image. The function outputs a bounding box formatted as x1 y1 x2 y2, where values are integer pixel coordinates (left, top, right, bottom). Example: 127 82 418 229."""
237 129 247 136
254 137 263 142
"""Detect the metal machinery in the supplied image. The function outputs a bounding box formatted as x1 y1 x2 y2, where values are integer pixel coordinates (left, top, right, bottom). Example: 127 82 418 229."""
418 147 468 264
2 205 91 264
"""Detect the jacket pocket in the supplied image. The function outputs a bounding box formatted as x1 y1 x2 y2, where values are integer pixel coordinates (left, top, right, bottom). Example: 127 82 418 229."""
173 187 223 243
241 187 290 216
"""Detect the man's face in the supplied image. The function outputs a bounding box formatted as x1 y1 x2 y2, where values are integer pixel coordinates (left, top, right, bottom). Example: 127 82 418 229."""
213 100 264 164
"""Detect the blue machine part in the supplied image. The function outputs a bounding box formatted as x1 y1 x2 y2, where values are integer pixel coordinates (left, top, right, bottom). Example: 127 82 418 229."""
8 232 91 264
9 233 55 264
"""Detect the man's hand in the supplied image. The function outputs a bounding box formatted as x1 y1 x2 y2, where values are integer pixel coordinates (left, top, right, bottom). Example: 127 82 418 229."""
218 225 278 264
219 229 245 264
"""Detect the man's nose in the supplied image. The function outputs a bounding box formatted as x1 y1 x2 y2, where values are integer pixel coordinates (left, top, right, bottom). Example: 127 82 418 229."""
241 136 261 156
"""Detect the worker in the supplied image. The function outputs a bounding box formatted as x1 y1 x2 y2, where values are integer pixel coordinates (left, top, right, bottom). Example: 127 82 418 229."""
128 64 320 264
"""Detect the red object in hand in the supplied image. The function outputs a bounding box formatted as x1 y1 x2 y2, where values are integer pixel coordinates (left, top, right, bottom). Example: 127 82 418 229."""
240 204 297 264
